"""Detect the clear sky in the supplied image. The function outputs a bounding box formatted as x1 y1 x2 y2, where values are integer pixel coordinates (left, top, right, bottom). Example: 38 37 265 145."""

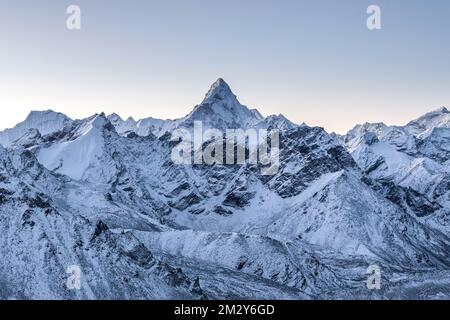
0 0 449 133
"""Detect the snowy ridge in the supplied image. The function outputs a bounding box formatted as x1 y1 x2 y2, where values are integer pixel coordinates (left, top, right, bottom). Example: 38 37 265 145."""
107 79 295 136
342 107 450 234
407 107 450 138
107 113 175 137
0 110 71 147
0 80 449 299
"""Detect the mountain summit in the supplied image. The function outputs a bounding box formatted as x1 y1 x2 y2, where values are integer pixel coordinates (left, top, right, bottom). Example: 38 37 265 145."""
0 110 71 147
406 106 450 137
103 79 295 136
181 78 263 130
202 78 236 103
0 86 450 299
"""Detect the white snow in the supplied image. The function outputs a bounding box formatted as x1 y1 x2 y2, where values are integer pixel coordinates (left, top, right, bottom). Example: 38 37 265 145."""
1 82 449 300
37 115 105 180
0 110 71 147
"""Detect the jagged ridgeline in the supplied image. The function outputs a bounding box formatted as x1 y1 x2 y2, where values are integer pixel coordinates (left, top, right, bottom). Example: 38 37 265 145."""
0 79 449 299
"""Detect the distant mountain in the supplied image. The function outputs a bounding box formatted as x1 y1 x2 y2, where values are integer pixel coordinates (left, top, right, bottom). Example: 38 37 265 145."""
406 107 450 137
178 78 263 130
107 113 174 137
0 110 71 147
254 114 297 131
342 106 450 234
0 80 449 299
106 78 296 137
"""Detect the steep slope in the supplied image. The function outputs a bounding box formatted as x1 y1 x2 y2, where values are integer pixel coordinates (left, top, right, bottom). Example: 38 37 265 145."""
0 82 449 299
134 228 450 299
36 115 108 181
406 107 450 138
107 79 296 137
28 111 450 273
179 78 263 130
342 107 450 234
0 145 207 299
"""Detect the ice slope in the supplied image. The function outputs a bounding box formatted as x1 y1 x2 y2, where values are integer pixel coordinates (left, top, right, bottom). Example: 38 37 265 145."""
37 115 106 181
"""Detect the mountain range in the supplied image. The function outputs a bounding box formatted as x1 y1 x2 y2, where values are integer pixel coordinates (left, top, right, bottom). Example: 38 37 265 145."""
0 79 449 299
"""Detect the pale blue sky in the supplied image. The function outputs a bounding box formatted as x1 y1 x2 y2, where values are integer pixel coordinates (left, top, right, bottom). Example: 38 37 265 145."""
0 0 449 133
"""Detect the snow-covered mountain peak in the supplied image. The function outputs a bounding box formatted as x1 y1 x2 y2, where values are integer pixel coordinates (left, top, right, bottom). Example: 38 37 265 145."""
203 78 235 102
0 110 72 147
90 113 109 129
25 109 65 121
2 101 450 299
36 114 113 181
181 78 263 130
343 122 388 149
432 106 449 114
107 112 123 123
106 80 292 135
349 122 387 135
107 113 171 137
70 113 110 137
406 106 450 137
409 106 449 123
344 107 450 148
254 114 297 130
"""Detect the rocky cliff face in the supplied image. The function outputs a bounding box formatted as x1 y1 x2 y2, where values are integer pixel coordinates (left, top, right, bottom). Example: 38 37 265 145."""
0 80 449 299
342 107 450 235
